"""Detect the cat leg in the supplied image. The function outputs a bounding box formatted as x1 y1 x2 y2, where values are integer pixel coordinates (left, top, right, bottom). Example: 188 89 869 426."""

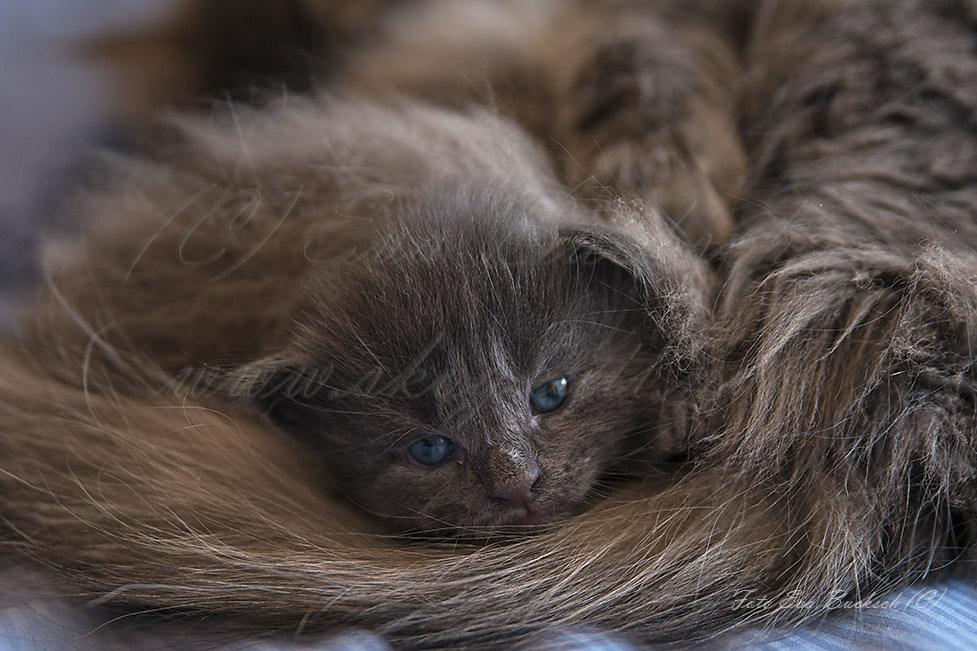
542 2 749 248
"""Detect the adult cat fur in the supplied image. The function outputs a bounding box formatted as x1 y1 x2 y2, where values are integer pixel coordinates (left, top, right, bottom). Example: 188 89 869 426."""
3 0 977 648
95 0 749 248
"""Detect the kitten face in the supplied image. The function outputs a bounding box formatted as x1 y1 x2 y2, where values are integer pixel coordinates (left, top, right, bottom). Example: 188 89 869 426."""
245 201 683 537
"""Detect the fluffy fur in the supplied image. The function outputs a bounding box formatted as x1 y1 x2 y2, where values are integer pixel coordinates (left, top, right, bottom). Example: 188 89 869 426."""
2 0 977 648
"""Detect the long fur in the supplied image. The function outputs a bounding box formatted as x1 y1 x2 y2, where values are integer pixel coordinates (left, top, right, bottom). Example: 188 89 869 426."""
2 0 977 648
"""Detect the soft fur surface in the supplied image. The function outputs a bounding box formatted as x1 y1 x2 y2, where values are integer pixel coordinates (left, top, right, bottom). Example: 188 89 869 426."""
2 0 977 649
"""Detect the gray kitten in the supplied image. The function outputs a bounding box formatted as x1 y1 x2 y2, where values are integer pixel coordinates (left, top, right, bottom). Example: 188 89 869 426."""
20 96 714 536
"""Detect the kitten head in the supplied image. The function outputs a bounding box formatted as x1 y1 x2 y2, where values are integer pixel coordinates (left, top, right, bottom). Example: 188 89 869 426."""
234 195 695 537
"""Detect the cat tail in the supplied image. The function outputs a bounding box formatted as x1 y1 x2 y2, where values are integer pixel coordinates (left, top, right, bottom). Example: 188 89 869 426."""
0 335 866 648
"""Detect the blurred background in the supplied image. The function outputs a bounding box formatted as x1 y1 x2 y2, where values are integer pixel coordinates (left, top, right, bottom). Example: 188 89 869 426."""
0 1 167 325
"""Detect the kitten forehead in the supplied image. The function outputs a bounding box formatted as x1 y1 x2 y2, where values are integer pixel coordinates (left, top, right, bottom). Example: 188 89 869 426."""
304 223 634 375
296 195 584 359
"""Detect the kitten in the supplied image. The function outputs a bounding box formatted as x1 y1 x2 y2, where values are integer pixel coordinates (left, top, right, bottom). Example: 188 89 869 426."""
19 97 713 537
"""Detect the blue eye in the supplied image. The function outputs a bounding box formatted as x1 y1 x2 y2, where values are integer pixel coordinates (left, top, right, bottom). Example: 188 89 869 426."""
408 435 455 465
530 377 569 414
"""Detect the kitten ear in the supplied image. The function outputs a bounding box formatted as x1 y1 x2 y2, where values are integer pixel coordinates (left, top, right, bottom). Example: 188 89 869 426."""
558 219 716 361
561 227 658 304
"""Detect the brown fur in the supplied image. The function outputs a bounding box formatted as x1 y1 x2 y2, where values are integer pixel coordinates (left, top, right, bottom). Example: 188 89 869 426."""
3 0 977 648
94 0 748 248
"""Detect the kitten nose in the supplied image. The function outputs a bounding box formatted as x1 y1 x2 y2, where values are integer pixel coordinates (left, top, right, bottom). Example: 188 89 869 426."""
491 466 541 511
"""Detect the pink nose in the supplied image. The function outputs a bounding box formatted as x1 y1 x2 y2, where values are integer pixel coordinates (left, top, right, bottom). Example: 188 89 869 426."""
491 467 541 511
